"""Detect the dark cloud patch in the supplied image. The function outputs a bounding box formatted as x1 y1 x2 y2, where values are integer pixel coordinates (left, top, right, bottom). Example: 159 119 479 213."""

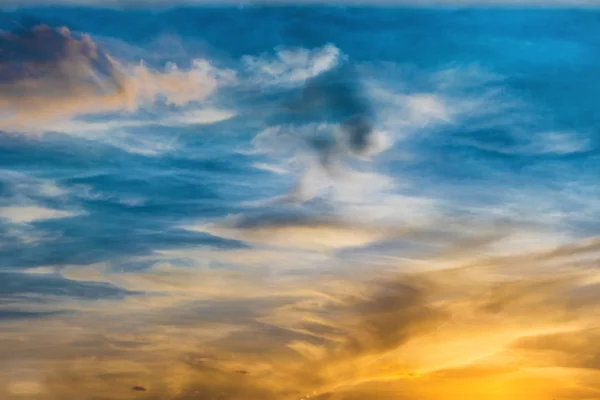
226 207 333 230
0 309 65 320
291 66 373 128
273 275 447 361
285 65 377 169
0 23 126 132
344 279 445 353
0 23 112 81
513 328 600 371
0 271 133 299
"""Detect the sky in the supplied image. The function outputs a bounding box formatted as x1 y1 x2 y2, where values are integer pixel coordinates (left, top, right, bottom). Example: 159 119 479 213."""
4 0 600 7
0 4 599 400
5 0 600 5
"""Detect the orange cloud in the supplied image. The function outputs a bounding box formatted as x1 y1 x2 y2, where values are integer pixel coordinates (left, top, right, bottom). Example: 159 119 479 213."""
1 223 599 399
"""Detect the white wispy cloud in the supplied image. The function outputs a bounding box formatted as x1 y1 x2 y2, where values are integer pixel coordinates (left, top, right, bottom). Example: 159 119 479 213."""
0 173 80 224
0 171 67 199
243 44 342 86
0 206 78 224
41 108 236 155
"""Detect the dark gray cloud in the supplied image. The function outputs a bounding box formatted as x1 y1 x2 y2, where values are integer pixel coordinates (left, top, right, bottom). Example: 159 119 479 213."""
0 24 114 82
0 271 132 300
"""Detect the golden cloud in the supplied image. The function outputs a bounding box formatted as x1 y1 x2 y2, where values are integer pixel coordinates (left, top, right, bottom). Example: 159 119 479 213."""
1 230 599 399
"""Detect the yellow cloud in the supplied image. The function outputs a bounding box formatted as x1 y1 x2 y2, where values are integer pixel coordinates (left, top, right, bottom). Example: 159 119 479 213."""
1 231 600 399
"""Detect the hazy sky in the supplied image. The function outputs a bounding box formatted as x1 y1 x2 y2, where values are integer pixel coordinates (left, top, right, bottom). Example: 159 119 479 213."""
1 5 599 400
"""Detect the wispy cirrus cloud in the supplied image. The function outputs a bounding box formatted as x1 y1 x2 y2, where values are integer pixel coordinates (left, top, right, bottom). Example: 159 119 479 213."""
0 206 77 224
243 44 342 87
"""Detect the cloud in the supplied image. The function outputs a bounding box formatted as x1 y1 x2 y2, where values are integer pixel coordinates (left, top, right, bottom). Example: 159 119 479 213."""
533 131 591 154
250 117 436 224
0 171 67 202
160 108 236 126
249 63 509 213
0 206 77 223
0 173 80 225
41 107 237 155
243 44 342 87
0 24 231 134
187 216 409 251
243 46 382 181
252 122 390 203
465 129 593 156
2 232 600 400
58 261 281 299
48 108 236 133
290 65 379 158
365 65 508 140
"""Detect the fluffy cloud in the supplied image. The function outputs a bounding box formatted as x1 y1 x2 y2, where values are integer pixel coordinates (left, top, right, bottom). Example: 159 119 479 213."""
0 25 231 134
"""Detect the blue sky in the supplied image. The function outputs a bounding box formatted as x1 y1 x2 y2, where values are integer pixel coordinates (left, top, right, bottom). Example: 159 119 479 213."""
3 1 600 6
0 5 599 400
